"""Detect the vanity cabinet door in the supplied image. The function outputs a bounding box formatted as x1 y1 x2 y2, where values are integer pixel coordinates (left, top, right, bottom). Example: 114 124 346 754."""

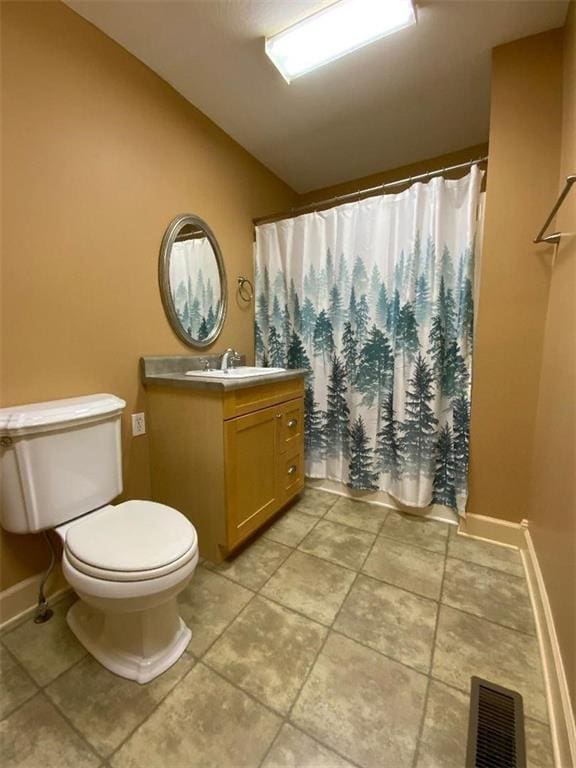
224 405 280 547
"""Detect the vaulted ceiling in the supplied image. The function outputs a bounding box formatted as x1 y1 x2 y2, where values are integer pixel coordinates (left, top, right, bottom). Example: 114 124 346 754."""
65 0 568 192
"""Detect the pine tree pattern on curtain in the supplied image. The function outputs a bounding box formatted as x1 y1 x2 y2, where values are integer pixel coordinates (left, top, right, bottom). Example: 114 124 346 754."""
255 168 483 515
170 238 222 341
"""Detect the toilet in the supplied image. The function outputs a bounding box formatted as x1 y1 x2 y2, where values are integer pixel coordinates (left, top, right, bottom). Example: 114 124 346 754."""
0 394 198 684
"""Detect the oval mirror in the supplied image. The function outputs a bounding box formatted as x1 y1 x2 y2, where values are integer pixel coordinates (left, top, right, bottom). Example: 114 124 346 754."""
159 214 227 348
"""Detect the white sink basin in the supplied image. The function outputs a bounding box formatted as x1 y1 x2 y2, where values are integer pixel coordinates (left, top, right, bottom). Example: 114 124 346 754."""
185 366 285 379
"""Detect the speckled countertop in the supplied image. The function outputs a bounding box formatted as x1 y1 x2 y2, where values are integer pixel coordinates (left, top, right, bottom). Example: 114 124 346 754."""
140 355 308 392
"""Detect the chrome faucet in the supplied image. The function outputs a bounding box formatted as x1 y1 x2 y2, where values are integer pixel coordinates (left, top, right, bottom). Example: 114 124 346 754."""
221 348 241 372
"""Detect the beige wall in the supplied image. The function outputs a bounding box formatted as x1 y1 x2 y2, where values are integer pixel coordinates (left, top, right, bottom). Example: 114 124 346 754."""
530 2 576 713
468 30 564 522
0 1 297 591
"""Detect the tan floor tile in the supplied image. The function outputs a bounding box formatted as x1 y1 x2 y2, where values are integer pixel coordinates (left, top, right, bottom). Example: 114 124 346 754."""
179 566 254 656
380 512 450 554
415 680 469 768
442 557 535 634
292 633 427 768
334 574 437 673
325 497 388 534
0 644 38 719
262 723 354 767
111 663 281 768
298 520 376 571
362 537 445 599
45 651 194 757
204 596 326 714
264 508 319 547
0 693 99 768
448 534 524 577
294 488 338 517
261 550 355 625
2 594 86 686
205 537 291 590
432 605 548 723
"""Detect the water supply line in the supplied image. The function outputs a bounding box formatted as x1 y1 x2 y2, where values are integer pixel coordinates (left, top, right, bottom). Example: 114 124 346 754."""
34 531 56 623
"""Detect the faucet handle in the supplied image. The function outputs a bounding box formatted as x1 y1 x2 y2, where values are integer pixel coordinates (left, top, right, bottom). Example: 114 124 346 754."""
229 350 241 370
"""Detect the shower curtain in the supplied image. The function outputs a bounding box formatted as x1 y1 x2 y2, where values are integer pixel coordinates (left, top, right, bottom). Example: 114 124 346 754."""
254 166 483 515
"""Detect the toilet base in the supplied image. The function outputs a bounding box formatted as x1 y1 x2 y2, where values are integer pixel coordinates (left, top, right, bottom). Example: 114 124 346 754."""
67 598 191 684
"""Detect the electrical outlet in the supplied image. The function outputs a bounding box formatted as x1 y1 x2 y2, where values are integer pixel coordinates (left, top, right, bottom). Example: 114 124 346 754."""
131 412 146 437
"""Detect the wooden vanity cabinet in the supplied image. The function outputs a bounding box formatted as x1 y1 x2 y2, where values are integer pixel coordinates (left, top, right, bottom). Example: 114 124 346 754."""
145 377 304 562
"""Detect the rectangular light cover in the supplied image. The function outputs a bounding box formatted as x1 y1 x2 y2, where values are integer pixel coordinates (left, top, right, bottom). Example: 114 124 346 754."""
265 0 416 83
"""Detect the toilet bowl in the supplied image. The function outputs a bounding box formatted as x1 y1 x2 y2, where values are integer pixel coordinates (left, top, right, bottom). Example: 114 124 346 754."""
57 500 198 684
0 394 199 685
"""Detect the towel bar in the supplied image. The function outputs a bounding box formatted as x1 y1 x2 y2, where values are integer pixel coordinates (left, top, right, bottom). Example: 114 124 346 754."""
534 175 575 245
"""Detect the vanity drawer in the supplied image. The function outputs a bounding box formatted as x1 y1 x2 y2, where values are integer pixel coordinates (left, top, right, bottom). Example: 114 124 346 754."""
223 379 304 419
279 448 304 501
279 401 303 454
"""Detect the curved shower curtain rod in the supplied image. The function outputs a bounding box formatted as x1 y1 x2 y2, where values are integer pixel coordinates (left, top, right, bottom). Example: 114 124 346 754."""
253 156 488 227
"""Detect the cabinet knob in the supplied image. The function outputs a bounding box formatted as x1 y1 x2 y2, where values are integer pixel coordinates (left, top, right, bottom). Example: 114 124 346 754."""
287 419 297 428
276 413 282 419
287 464 297 475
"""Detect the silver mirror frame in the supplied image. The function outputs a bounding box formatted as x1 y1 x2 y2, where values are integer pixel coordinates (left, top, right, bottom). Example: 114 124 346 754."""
158 213 228 349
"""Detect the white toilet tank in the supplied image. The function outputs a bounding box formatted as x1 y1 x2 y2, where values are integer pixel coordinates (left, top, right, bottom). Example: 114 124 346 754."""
0 394 126 534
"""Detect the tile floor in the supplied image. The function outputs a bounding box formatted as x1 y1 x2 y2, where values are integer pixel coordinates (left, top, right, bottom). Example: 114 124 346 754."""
0 488 554 768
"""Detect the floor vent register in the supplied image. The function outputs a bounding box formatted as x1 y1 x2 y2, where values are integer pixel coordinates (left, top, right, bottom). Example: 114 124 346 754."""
467 676 526 768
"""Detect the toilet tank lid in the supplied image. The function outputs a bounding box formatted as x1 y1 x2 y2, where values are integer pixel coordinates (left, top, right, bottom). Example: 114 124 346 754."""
0 394 126 435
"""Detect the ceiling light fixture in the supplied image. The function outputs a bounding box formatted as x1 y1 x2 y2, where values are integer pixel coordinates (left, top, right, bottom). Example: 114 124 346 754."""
265 0 417 83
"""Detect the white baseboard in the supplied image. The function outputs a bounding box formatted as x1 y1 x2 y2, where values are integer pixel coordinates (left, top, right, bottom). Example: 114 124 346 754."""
0 565 71 633
523 528 576 768
457 512 526 549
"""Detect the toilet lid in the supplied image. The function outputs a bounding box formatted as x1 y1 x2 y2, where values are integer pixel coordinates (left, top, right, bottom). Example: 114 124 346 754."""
65 500 197 573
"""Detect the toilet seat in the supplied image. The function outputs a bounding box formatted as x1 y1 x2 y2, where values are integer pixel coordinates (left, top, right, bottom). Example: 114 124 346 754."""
63 500 197 582
65 545 197 582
